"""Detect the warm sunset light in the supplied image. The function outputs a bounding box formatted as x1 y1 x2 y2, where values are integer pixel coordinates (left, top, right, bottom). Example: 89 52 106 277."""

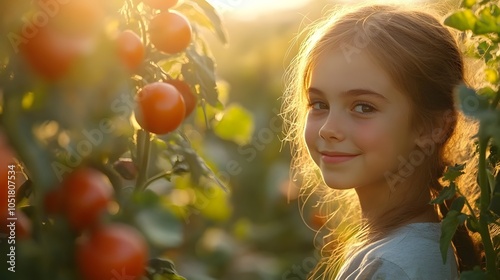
1 0 499 279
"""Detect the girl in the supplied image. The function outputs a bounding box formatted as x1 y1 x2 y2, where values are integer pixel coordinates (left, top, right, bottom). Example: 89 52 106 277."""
282 3 481 279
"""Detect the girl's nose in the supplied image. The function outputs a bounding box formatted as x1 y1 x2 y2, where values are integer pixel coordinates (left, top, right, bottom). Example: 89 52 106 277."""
319 110 345 141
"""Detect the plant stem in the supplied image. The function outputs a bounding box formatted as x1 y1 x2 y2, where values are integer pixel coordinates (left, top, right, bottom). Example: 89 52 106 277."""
459 189 479 224
491 89 500 109
135 129 151 191
477 136 498 276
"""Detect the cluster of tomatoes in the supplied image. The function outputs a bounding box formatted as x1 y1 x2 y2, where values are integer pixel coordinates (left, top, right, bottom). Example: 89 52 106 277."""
19 0 197 136
44 167 148 280
1 134 149 280
7 0 204 278
132 0 198 134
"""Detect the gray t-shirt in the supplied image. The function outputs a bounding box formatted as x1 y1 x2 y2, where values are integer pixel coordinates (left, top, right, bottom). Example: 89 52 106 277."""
336 223 459 280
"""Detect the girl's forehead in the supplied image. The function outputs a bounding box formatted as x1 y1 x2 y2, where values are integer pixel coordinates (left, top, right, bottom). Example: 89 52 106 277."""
308 50 403 101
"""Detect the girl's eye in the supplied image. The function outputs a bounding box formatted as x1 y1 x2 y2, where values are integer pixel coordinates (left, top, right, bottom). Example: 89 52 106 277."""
308 101 328 110
353 103 376 114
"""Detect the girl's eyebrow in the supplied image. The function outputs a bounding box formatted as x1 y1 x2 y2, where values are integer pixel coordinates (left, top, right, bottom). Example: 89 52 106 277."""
307 87 390 102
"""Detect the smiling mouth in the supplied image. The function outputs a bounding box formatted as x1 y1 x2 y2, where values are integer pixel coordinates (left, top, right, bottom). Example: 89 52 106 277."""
320 153 359 164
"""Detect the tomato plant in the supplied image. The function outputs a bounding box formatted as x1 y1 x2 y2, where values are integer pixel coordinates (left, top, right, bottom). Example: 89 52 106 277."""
76 223 148 280
430 0 500 278
149 11 192 54
0 0 233 279
135 82 186 134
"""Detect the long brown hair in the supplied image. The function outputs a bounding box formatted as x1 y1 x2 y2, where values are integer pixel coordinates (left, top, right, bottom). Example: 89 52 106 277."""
282 3 481 278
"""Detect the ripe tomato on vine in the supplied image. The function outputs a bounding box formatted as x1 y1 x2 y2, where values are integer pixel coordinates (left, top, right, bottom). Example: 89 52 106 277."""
45 167 113 232
135 82 186 134
117 30 145 72
20 26 93 81
149 11 192 54
76 223 148 280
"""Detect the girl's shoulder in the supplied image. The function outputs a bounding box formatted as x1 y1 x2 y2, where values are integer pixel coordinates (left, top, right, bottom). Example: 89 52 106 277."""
337 223 458 280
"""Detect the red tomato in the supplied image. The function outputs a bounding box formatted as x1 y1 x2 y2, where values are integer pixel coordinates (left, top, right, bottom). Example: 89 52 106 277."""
76 224 148 280
135 82 186 134
117 30 145 72
167 79 197 117
43 187 64 215
149 11 192 54
60 168 113 231
20 26 94 81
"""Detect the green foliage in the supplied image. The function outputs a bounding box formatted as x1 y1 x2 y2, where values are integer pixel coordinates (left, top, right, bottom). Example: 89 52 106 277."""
440 210 468 263
431 0 500 277
213 104 254 145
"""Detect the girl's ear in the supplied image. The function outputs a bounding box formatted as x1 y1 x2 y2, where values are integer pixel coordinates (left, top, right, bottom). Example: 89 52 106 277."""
414 110 455 149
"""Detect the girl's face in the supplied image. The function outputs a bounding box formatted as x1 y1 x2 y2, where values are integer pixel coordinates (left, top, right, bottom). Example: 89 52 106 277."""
305 50 420 191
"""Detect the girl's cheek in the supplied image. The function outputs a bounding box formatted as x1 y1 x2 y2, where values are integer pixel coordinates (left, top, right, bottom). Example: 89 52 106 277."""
304 122 319 147
354 122 392 151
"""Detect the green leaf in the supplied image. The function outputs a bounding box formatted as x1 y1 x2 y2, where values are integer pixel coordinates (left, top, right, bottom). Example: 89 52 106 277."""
147 258 187 280
178 0 228 44
183 49 220 107
135 205 183 248
478 110 500 144
476 41 494 62
474 5 500 34
462 0 477 8
213 104 254 145
194 184 231 222
158 58 185 78
450 196 466 212
440 210 468 263
443 164 466 182
430 182 456 204
465 216 480 233
477 86 497 99
444 9 477 31
489 172 500 215
456 85 490 118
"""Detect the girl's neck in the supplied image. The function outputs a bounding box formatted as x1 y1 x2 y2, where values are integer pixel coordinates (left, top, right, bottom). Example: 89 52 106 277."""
355 179 439 233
